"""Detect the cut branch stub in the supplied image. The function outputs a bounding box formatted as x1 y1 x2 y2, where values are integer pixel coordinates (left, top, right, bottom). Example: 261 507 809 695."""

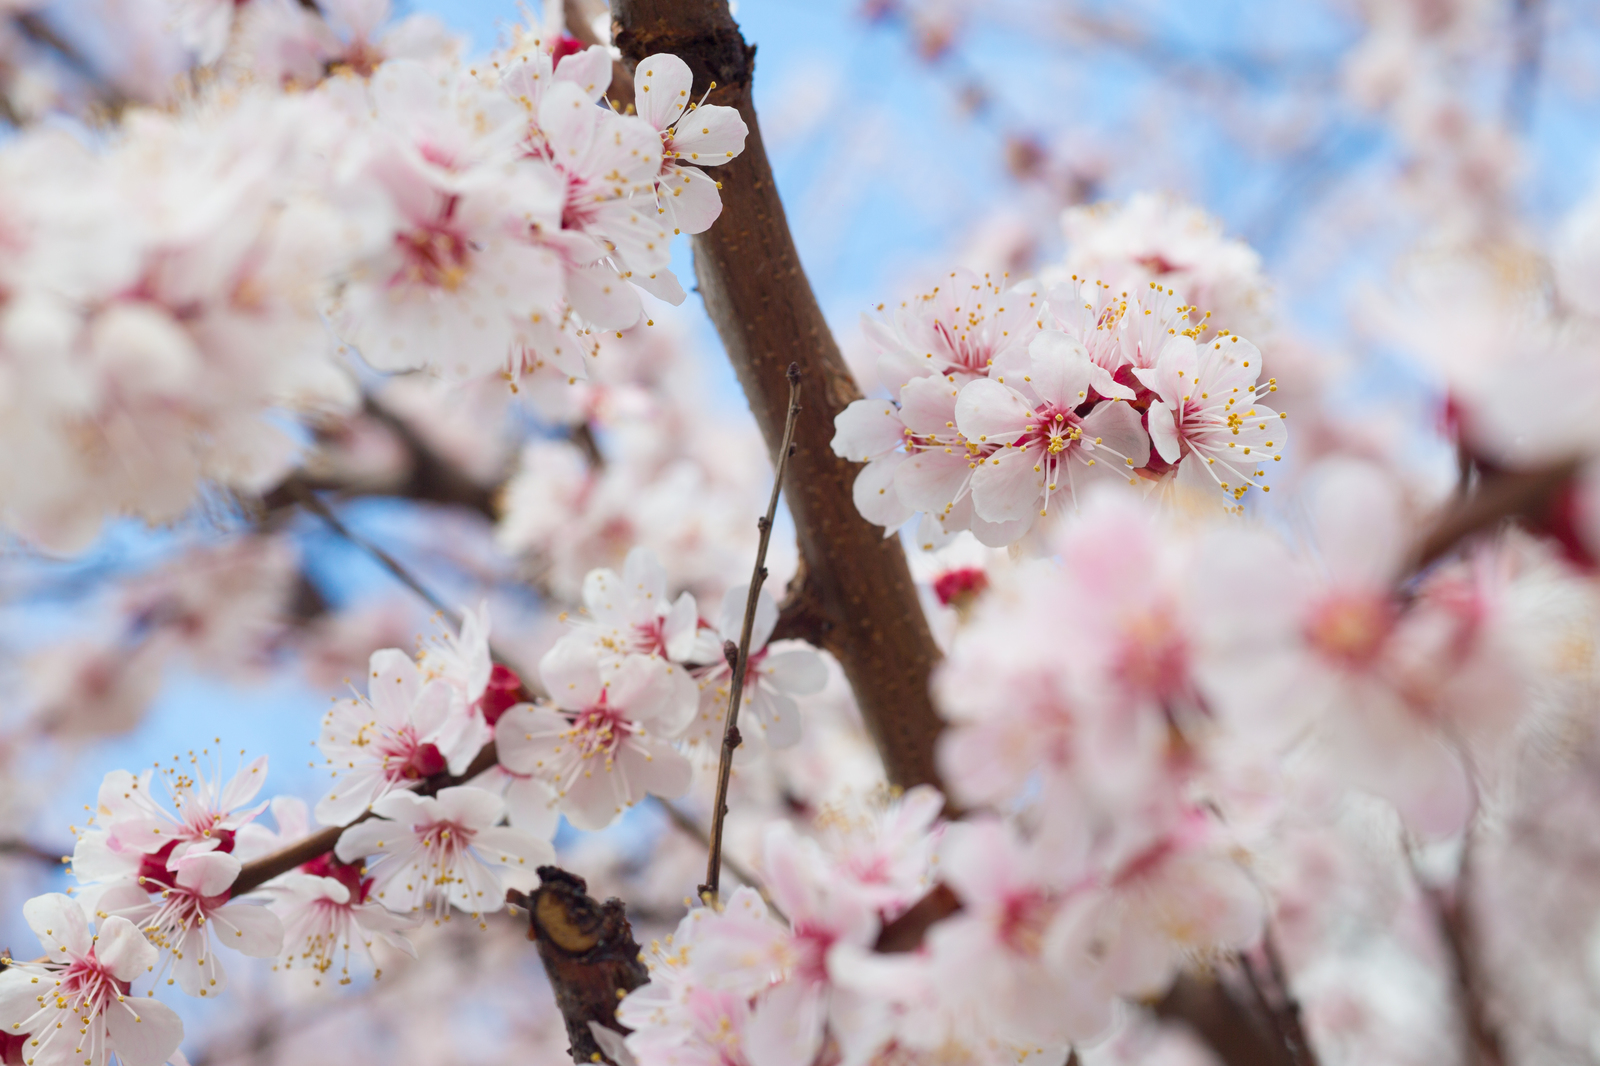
611 0 947 792
509 867 649 1066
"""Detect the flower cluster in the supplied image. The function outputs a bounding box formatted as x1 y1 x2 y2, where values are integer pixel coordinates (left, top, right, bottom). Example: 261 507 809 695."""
833 270 1286 548
495 548 826 828
7 547 837 1066
0 27 745 551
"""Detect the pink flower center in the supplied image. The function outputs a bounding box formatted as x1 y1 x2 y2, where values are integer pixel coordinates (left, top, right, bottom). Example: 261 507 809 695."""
416 819 474 854
560 172 606 233
475 663 525 727
1020 403 1088 458
788 922 837 985
997 890 1056 958
375 727 447 782
930 318 995 377
1112 610 1190 703
570 692 636 761
630 617 670 657
1305 591 1396 668
393 218 470 292
301 852 373 904
51 953 126 1021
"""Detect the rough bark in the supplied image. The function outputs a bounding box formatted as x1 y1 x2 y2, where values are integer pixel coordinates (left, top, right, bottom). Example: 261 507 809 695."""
508 868 650 1065
610 0 946 791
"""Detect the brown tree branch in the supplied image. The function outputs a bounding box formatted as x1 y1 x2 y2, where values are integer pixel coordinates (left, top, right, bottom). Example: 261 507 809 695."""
563 0 636 113
1409 458 1580 573
611 0 947 792
507 868 649 1066
768 556 830 646
0 839 68 865
262 396 498 519
1412 841 1506 1066
1153 971 1298 1066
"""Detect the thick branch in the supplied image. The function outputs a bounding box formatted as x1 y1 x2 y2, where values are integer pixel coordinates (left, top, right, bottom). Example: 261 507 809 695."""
507 868 649 1065
611 0 946 791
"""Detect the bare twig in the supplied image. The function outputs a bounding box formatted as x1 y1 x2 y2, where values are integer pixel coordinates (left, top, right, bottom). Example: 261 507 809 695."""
874 882 961 952
288 483 544 685
658 801 764 895
1153 970 1297 1066
507 867 649 1065
14 13 122 105
0 839 68 865
1505 0 1545 131
289 482 459 623
264 395 499 519
700 364 802 901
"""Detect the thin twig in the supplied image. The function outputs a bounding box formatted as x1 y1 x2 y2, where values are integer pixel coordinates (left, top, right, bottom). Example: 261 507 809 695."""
290 482 459 624
0 839 68 865
1505 0 1545 131
699 363 802 901
288 482 543 690
659 802 762 893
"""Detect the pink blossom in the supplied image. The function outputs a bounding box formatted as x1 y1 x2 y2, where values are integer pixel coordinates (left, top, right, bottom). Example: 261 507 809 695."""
234 796 419 984
813 785 945 918
1055 193 1273 340
633 53 750 237
1133 330 1285 503
954 330 1147 531
0 894 183 1066
333 785 550 919
70 758 270 887
266 870 419 985
546 549 716 722
1195 460 1476 836
332 59 565 379
924 820 1113 1047
862 268 1043 390
96 850 284 998
1050 815 1263 999
688 586 828 752
494 646 694 830
314 648 463 827
521 79 672 329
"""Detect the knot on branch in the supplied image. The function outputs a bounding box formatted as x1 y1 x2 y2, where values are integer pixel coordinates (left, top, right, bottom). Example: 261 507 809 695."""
508 867 648 1065
611 1 754 101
